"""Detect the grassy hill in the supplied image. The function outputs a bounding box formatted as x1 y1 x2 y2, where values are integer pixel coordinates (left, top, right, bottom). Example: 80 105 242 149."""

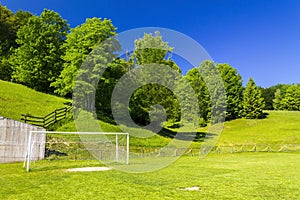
216 111 300 146
1 80 299 148
0 80 70 121
1 80 299 199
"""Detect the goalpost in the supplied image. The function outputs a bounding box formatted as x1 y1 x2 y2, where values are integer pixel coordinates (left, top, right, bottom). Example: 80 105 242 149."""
24 131 129 172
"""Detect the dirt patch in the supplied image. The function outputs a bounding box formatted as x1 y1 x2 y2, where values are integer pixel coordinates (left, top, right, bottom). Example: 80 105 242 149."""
178 186 201 191
66 167 112 172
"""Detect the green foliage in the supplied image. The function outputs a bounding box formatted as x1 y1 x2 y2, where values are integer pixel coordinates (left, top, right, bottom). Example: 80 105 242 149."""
217 63 243 120
52 18 117 96
260 86 275 110
199 60 226 124
280 84 300 111
133 31 173 65
259 84 289 110
129 32 181 126
271 84 300 111
185 67 210 123
0 5 32 81
243 78 265 119
0 5 16 57
96 58 132 121
10 9 69 92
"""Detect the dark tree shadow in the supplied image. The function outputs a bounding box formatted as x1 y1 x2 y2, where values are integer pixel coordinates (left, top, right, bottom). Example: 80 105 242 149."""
45 148 68 157
158 127 215 142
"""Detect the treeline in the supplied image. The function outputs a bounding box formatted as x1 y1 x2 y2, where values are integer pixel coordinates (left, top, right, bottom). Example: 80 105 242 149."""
261 84 300 111
0 5 298 128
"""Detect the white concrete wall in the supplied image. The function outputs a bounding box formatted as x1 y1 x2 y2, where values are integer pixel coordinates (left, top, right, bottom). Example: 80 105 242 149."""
0 117 46 163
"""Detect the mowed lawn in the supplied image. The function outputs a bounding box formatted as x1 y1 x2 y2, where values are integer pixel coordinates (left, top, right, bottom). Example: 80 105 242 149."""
216 111 300 146
0 152 299 199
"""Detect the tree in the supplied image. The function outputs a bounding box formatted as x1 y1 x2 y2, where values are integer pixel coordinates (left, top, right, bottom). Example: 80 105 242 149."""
243 78 265 119
199 60 226 124
217 63 243 120
0 5 32 80
280 85 300 111
185 67 210 124
10 9 68 92
52 18 117 96
273 88 282 110
133 31 173 65
128 32 181 126
96 58 132 121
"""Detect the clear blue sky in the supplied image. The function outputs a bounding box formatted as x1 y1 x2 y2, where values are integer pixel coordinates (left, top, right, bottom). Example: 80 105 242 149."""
1 0 300 87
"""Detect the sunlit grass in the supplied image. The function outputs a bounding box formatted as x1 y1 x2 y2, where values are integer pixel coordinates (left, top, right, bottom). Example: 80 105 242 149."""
0 80 69 120
1 153 299 199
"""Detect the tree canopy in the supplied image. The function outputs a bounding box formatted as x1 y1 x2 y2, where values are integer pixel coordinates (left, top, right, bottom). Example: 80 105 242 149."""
2 4 299 129
52 17 117 96
10 9 69 92
243 78 265 119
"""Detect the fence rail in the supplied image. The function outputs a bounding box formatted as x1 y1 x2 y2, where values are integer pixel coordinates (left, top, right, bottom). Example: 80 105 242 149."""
21 104 72 128
129 144 300 158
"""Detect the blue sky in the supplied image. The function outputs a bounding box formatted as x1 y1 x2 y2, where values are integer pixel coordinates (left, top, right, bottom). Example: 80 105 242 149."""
1 0 299 87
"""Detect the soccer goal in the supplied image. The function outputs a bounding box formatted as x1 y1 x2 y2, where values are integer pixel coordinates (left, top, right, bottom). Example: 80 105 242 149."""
24 131 129 172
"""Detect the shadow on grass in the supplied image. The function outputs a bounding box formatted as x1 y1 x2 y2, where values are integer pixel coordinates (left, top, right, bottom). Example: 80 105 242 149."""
158 127 216 142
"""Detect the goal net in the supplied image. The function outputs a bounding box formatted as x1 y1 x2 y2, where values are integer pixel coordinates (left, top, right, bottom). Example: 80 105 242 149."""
24 131 129 172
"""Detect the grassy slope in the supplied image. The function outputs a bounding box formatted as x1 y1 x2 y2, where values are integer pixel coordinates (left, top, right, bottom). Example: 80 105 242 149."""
1 79 299 147
217 111 300 146
55 111 300 148
1 81 299 199
0 80 69 120
0 153 299 199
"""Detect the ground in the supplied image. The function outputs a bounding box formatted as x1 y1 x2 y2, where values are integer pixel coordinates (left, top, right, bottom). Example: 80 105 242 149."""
0 152 299 199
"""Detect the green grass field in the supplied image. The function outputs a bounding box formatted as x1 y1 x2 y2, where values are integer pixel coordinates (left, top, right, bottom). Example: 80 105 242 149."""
0 80 70 120
217 111 300 146
0 80 299 199
0 153 299 199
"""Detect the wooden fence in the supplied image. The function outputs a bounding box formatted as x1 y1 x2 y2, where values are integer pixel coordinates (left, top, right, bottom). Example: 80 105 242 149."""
21 105 72 128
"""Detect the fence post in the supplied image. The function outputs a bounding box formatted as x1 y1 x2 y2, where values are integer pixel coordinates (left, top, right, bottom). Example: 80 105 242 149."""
64 107 67 119
54 109 57 123
43 117 45 128
24 114 27 123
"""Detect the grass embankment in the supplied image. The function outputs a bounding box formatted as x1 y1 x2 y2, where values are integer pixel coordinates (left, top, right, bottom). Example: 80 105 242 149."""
1 80 299 148
1 80 300 199
0 80 69 120
217 111 300 146
0 153 299 199
56 110 300 148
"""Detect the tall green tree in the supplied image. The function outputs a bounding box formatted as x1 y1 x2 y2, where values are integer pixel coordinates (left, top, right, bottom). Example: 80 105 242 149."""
129 32 180 125
0 5 16 58
0 5 32 80
260 86 276 110
272 84 293 110
280 85 300 111
10 9 68 92
200 60 226 124
96 58 132 121
217 63 243 120
273 88 282 110
133 31 173 65
185 67 210 123
243 78 265 119
52 18 117 96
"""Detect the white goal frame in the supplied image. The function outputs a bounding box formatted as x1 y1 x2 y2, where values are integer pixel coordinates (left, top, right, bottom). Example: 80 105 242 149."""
24 131 129 172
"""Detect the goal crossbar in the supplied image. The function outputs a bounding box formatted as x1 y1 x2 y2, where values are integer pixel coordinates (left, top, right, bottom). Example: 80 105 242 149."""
24 131 129 172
